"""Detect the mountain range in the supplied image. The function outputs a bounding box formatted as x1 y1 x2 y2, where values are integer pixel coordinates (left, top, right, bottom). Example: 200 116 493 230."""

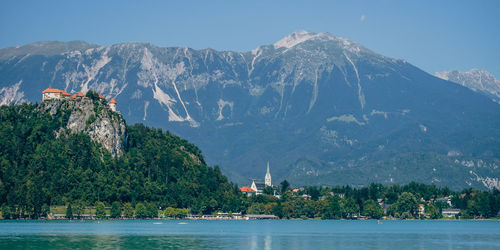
0 31 499 190
435 69 500 104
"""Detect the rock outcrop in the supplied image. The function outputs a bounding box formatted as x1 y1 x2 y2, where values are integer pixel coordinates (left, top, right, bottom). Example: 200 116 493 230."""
38 98 126 157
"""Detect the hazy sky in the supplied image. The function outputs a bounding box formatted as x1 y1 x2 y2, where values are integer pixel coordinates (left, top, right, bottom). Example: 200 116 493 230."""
1 0 499 78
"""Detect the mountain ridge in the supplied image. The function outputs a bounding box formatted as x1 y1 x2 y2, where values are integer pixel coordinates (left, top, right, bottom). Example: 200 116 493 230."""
435 69 500 103
0 31 499 189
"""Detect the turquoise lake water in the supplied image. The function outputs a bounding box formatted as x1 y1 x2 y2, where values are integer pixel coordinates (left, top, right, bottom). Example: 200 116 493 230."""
0 220 499 249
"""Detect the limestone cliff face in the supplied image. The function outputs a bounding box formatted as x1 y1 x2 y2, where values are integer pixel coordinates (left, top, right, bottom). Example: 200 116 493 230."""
38 98 126 157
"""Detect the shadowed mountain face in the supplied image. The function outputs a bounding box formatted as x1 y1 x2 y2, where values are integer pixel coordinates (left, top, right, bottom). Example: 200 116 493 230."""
1 31 499 190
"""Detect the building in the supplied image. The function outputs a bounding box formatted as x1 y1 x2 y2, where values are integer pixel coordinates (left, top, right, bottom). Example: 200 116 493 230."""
442 208 460 218
250 180 266 195
72 91 85 99
42 88 70 101
435 196 453 207
109 98 117 112
245 214 277 220
265 161 272 186
41 88 118 112
248 162 273 195
418 204 426 216
240 186 256 196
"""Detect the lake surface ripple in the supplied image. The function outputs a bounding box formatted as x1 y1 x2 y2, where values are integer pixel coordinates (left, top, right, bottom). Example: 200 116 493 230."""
0 220 499 249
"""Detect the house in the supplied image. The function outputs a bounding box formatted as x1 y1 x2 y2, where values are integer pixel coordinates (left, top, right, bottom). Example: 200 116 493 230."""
217 212 243 220
240 186 256 196
418 204 426 216
442 208 460 218
245 214 277 220
435 196 452 207
42 88 70 101
109 98 117 112
71 91 85 100
301 194 312 200
330 192 345 199
251 180 266 195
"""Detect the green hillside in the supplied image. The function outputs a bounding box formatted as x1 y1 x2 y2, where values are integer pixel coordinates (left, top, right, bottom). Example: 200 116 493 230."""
0 101 244 219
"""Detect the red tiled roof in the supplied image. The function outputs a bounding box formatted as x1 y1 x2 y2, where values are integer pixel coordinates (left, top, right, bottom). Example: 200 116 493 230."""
62 91 70 96
42 88 64 94
109 98 117 104
240 186 256 193
76 91 85 97
99 94 104 99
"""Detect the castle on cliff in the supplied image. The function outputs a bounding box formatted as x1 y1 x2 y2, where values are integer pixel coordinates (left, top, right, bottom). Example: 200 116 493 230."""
42 88 118 112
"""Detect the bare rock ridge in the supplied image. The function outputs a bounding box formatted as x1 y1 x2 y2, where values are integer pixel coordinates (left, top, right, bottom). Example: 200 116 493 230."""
38 98 126 157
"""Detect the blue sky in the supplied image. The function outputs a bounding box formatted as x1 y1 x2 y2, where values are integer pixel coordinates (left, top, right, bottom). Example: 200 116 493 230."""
1 0 499 78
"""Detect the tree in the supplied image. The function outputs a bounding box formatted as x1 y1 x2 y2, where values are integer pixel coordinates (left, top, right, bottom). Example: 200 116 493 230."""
323 196 342 219
395 192 418 218
272 201 283 219
263 186 274 196
1 204 11 219
280 180 290 194
123 203 134 218
343 197 360 219
306 187 321 201
41 204 50 218
362 200 383 219
95 202 106 219
135 202 147 218
401 211 412 219
66 204 73 219
73 201 86 219
146 202 158 218
426 204 441 219
163 207 176 218
110 201 122 218
85 90 100 100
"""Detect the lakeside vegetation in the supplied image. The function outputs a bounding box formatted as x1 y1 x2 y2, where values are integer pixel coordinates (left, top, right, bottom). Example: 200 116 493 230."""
245 182 499 220
0 101 498 220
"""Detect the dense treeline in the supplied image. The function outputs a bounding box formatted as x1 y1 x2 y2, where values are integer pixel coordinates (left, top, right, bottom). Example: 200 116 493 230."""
0 102 243 219
0 102 498 220
243 182 500 220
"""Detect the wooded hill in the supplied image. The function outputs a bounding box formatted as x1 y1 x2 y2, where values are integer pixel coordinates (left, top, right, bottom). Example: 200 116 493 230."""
0 99 244 219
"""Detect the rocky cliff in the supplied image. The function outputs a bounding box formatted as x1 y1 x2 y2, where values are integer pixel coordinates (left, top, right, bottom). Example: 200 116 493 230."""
38 98 126 157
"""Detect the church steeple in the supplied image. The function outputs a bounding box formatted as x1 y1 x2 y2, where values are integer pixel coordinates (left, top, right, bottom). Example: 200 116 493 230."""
265 161 272 186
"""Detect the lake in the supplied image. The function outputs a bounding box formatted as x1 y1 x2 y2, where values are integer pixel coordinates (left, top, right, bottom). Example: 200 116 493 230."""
0 220 499 249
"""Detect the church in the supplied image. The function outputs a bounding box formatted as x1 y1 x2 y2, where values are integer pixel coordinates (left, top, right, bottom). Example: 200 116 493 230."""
240 162 273 196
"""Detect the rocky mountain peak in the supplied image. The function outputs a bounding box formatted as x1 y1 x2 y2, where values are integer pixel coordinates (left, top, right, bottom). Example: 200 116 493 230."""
273 30 318 49
435 69 500 103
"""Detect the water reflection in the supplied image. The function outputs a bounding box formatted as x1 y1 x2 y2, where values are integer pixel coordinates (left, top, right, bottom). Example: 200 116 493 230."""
0 220 499 249
264 235 271 250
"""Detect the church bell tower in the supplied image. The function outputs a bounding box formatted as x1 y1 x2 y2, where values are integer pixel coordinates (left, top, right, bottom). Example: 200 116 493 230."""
265 161 272 187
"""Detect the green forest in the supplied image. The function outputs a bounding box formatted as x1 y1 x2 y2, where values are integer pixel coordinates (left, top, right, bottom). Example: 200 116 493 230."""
0 101 498 220
0 101 243 219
